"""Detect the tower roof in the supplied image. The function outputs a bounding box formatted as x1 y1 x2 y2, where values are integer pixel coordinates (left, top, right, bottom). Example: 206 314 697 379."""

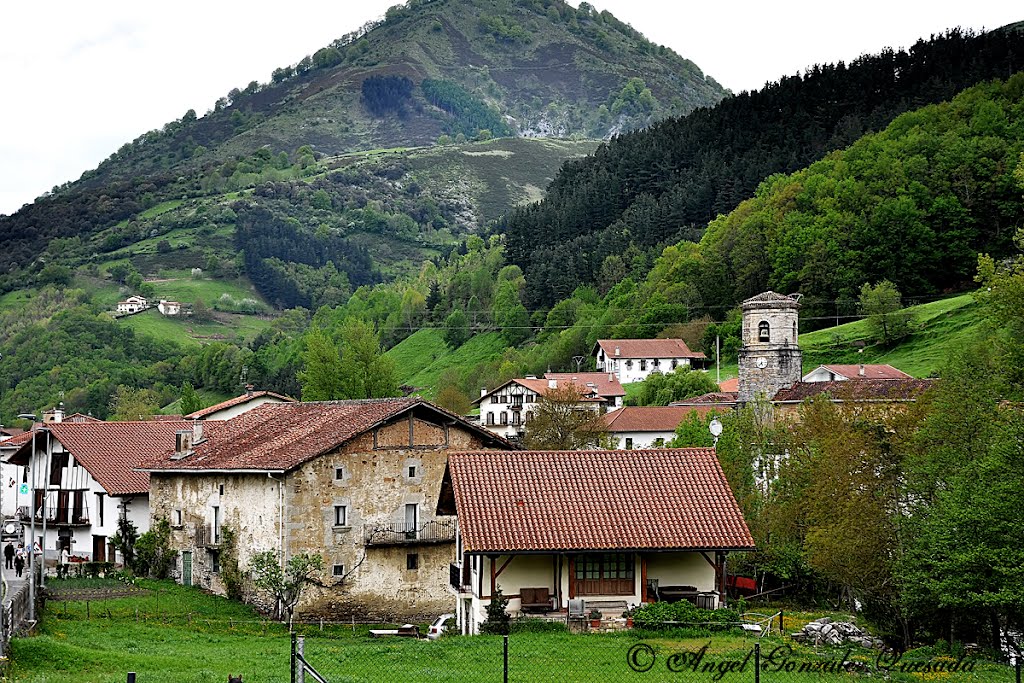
741 291 800 310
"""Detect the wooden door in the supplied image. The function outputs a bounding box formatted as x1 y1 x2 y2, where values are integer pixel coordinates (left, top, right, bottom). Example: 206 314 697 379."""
574 553 635 596
92 535 106 562
182 551 192 586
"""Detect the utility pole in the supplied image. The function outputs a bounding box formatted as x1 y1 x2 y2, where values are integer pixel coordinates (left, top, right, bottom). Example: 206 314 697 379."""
39 428 51 590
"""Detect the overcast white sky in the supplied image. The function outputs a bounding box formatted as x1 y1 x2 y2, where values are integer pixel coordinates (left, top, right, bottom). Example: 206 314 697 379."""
0 1 1019 216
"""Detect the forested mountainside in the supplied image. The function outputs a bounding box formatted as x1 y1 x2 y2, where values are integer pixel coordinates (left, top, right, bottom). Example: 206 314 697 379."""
505 26 1024 308
0 0 724 290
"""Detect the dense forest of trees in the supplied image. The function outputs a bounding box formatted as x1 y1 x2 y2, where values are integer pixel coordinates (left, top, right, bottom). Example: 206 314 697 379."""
607 75 1024 328
505 26 1024 308
421 79 512 139
361 75 415 116
235 203 379 309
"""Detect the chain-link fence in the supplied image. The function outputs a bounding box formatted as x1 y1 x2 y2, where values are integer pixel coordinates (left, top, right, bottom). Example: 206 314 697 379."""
290 631 1022 683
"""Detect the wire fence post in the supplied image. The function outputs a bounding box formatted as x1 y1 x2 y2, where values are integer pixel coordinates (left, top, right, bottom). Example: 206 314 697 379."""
754 642 760 683
1016 659 1021 683
126 674 136 683
290 631 296 683
503 634 509 683
297 635 305 683
779 610 784 634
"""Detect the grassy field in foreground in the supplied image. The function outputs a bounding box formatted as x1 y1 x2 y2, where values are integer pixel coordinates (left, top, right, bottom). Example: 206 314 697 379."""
8 579 1016 683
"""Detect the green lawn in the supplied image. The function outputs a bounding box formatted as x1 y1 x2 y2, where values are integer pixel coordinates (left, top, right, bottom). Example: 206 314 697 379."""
798 294 980 377
9 580 1015 683
119 308 271 347
388 330 510 399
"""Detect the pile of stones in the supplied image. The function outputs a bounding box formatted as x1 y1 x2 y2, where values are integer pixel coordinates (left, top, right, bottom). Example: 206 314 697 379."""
792 617 886 649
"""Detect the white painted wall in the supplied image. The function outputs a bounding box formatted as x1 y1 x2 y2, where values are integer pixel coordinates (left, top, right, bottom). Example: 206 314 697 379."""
608 430 676 450
199 396 289 421
459 551 719 634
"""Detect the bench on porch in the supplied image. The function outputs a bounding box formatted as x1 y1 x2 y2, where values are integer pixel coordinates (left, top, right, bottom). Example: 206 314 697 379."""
657 585 698 603
520 587 553 613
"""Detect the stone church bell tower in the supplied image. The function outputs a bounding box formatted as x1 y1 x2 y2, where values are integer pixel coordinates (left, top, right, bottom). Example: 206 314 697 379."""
737 291 802 404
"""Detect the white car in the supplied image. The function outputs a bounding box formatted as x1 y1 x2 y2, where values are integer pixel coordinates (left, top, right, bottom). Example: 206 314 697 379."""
426 613 455 640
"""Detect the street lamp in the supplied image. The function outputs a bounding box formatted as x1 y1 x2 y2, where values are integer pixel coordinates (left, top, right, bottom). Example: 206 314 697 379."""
709 418 723 447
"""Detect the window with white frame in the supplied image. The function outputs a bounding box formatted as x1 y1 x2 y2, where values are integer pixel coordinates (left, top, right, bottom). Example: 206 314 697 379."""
334 505 348 527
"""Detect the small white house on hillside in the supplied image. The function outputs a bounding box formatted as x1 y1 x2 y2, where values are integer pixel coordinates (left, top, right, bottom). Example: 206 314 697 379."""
116 296 148 314
472 377 608 441
593 339 707 384
157 300 182 316
801 364 911 382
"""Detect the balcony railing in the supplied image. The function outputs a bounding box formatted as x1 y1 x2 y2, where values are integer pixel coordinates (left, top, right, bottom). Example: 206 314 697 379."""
364 519 457 546
449 562 472 593
196 525 220 548
16 504 90 527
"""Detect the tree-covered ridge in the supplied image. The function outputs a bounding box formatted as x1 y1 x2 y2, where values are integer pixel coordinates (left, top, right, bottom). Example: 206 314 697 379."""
617 74 1024 327
505 27 1024 308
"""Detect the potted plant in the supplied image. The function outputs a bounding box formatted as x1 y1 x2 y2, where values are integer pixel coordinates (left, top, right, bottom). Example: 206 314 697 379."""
589 609 602 629
622 607 635 628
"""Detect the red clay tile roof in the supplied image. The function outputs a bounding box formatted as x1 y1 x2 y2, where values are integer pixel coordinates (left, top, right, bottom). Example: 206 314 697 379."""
718 378 739 392
772 378 936 403
543 373 626 398
143 398 513 473
186 391 296 419
0 431 34 447
602 406 720 432
809 364 913 380
8 421 224 496
448 449 754 553
674 392 739 405
594 339 707 360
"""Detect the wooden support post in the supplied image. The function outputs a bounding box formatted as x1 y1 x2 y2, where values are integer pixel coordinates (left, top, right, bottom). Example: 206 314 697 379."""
640 555 648 602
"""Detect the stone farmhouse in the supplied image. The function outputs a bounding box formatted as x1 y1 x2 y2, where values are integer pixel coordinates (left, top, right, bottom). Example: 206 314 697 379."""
138 398 512 621
439 449 754 635
593 339 707 384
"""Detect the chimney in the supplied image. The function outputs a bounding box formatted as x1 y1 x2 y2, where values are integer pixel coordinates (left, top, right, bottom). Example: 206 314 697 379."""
614 347 620 356
608 373 614 382
548 379 557 389
480 388 488 398
245 383 254 397
42 403 65 424
858 364 865 377
173 430 193 459
192 419 204 444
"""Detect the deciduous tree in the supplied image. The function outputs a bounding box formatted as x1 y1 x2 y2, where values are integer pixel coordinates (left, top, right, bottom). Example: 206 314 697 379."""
522 385 611 450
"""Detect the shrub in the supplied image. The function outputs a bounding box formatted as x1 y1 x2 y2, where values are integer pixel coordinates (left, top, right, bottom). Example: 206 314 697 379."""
631 601 740 631
510 618 568 634
480 586 511 635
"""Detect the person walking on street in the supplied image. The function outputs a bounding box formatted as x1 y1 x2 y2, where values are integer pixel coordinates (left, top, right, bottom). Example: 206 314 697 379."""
4 542 13 569
14 552 24 578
